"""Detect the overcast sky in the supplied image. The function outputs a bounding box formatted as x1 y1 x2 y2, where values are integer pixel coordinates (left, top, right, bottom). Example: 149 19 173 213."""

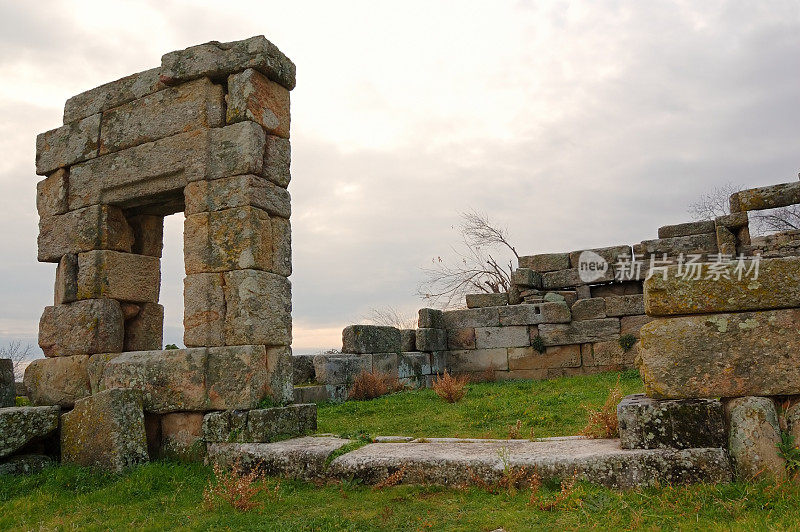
1 0 798 356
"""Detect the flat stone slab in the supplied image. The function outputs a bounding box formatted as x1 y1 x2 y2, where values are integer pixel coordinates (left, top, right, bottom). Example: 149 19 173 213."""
0 406 60 458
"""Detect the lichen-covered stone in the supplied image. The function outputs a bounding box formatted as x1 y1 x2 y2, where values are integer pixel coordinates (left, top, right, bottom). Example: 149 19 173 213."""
342 325 400 354
571 298 606 320
635 233 718 259
518 253 570 272
498 302 571 326
128 215 164 257
266 346 295 404
475 326 529 349
448 349 508 373
639 309 800 399
77 250 161 303
617 394 726 450
418 308 444 329
203 404 317 443
0 454 53 476
263 135 291 188
54 253 78 304
39 299 124 357
0 406 60 458
35 113 101 175
227 68 290 138
568 246 632 269
465 293 508 308
725 397 786 481
415 328 447 352
442 308 500 329
538 318 620 346
313 354 372 385
36 169 69 218
222 269 292 347
1 359 13 407
730 181 800 212
23 356 91 408
604 294 644 317
508 345 580 371
183 273 225 347
658 220 716 239
61 388 149 472
447 328 476 350
399 329 416 352
184 174 291 217
644 257 800 316
124 303 164 351
160 412 206 462
63 67 164 124
38 204 134 263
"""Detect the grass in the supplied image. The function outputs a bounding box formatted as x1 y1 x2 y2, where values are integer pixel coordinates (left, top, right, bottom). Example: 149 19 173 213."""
3 462 800 530
317 370 644 439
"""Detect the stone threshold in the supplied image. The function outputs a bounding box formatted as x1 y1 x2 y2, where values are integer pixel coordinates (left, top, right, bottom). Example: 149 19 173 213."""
207 435 732 489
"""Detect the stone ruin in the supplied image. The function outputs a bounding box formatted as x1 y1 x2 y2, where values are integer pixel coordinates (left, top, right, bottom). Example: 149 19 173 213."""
1 35 800 486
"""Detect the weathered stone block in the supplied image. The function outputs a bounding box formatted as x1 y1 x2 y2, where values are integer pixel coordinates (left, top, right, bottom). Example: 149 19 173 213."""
508 345 580 371
61 388 149 472
538 318 620 346
37 169 69 217
160 35 297 91
371 352 399 378
581 341 628 367
160 412 205 462
222 269 292 347
38 204 134 263
203 404 316 444
342 325 400 354
207 121 267 180
35 113 101 175
725 397 786 481
730 181 800 212
635 233 718 258
475 326 529 349
313 354 372 385
542 269 582 289
270 216 292 277
184 174 291 217
53 254 78 305
644 257 800 316
518 253 570 272
617 394 725 450
263 135 291 188
0 406 60 458
86 352 122 394
99 77 224 155
124 303 164 351
716 226 737 255
184 206 274 274
465 293 508 308
398 352 432 379
400 329 416 352
498 302 571 325
415 328 447 351
657 220 716 239
448 348 508 373
418 308 444 329
266 346 294 404
63 67 164 124
639 309 800 399
128 215 164 257
604 294 644 317
0 455 53 476
0 359 13 407
571 298 606 320
77 250 161 303
511 268 543 288
447 328 476 350
590 281 642 298
39 299 123 357
227 68 290 138
787 403 800 444
183 273 225 347
442 307 500 329
23 355 90 407
569 246 632 269
620 315 654 337
292 354 316 385
715 212 749 230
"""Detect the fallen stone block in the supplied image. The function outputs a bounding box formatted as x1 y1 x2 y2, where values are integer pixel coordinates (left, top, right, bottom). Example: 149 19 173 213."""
518 253 570 272
39 299 123 357
508 345 580 371
222 269 292 347
342 325 400 354
227 68 290 138
203 404 317 443
657 220 716 239
538 318 620 346
730 181 800 213
313 354 371 385
644 257 800 316
35 113 101 175
418 308 444 329
399 329 416 352
639 309 800 398
61 388 149 472
38 204 134 263
415 328 447 352
99 77 224 155
510 268 542 288
571 298 606 320
475 326 529 349
448 349 508 373
604 294 644 317
0 454 53 476
725 397 786 481
617 394 726 450
1 359 13 407
184 174 291 218
442 307 500 329
77 250 161 303
447 328 476 350
124 303 164 351
160 35 297 91
23 356 91 407
160 412 206 462
0 406 60 458
465 293 508 308
36 169 69 218
63 67 164 124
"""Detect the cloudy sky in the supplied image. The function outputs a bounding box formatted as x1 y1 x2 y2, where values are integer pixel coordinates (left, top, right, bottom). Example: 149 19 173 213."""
1 0 798 357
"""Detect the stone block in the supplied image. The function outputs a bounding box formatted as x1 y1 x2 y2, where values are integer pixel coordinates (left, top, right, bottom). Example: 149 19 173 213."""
657 220 716 239
293 384 340 404
183 273 225 347
787 403 800 444
292 354 316 384
87 352 122 394
538 318 620 346
63 67 164 124
617 394 726 450
430 351 448 374
639 309 800 399
415 328 447 352
203 404 316 444
447 328 476 350
400 329 416 352
99 77 224 155
448 348 508 373
511 268 543 288
441 307 500 329
716 226 737 255
571 298 606 320
580 341 627 367
270 216 292 277
128 215 164 257
342 325 400 354
160 412 206 461
222 269 292 347
35 113 101 175
266 346 294 404
39 299 123 357
475 326 529 349
37 169 69 217
635 233 718 259
184 174 291 217
61 388 149 472
77 250 161 303
207 121 267 180
715 212 749 230
725 397 786 481
160 35 297 91
590 281 642 298
498 302 571 325
398 352 431 380
620 315 654 337
124 303 164 351
544 291 578 307
644 257 800 316
507 345 580 371
38 204 134 263
263 135 291 188
604 294 644 317
0 359 13 407
0 455 54 476
542 269 582 289
184 206 274 274
518 253 570 272
23 355 90 407
313 354 372 385
418 308 444 329
465 292 508 308
730 181 800 212
569 246 632 269
227 68 290 138
0 406 60 458
371 352 399 378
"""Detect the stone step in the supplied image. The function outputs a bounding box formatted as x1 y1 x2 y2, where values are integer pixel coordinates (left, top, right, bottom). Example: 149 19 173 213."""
206 435 732 489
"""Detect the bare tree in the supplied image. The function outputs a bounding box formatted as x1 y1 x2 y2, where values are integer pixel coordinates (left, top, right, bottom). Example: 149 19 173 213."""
688 183 742 220
0 341 34 380
418 210 519 309
365 306 418 330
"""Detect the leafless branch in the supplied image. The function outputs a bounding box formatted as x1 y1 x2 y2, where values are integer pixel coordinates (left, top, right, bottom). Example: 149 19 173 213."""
1 341 35 379
688 183 741 221
689 183 800 236
365 306 418 330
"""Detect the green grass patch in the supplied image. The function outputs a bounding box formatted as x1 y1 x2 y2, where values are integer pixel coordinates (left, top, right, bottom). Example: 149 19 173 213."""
317 370 643 439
